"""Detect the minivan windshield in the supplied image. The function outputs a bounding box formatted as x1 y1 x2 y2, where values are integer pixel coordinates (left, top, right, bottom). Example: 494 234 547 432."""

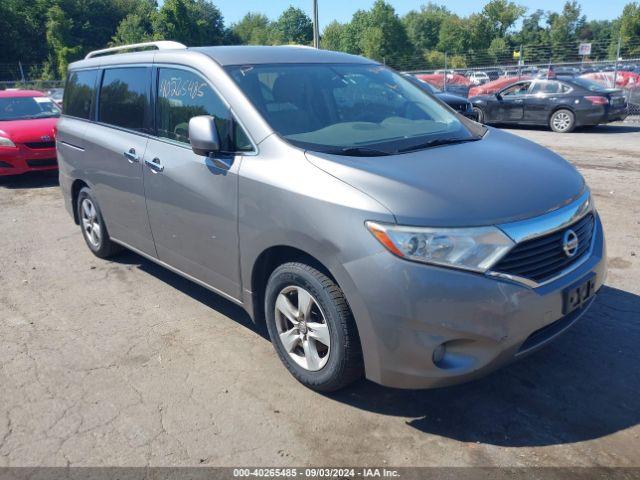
226 63 485 155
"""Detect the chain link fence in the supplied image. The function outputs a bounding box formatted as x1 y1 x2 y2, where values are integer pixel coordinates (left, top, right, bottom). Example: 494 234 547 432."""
392 37 640 121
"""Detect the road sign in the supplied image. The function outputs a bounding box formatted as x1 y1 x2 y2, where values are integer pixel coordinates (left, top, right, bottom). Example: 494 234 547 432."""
579 43 592 56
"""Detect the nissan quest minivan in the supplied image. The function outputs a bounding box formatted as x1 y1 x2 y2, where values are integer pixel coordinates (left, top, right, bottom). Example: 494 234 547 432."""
57 42 606 391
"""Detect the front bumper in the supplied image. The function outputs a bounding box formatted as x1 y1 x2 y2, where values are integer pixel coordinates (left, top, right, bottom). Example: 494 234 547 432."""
0 144 57 176
344 214 606 389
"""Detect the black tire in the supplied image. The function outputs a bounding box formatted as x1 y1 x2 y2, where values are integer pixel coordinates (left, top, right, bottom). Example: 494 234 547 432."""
264 262 363 392
76 187 121 258
473 106 485 124
549 109 576 133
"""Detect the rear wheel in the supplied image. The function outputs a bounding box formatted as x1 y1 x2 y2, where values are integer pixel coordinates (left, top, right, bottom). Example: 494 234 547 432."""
549 109 575 133
264 262 363 392
77 187 121 258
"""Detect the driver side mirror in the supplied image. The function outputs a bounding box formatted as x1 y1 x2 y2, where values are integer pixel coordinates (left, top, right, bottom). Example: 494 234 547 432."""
495 92 503 101
189 115 220 157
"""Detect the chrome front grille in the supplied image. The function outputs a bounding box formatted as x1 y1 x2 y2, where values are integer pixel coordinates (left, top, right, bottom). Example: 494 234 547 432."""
493 213 595 283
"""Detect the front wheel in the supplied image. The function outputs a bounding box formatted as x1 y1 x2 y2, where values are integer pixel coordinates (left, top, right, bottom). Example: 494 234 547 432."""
549 109 575 133
264 262 363 392
473 106 485 123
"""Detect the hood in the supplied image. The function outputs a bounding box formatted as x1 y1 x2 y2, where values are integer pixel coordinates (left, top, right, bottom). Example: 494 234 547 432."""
304 128 585 227
435 92 469 106
0 118 58 144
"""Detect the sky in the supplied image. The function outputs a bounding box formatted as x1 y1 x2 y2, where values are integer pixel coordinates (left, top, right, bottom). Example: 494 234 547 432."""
211 0 631 29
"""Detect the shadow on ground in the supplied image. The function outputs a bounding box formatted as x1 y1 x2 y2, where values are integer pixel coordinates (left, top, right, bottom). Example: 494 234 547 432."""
110 251 639 448
331 285 640 447
110 249 264 339
0 171 59 189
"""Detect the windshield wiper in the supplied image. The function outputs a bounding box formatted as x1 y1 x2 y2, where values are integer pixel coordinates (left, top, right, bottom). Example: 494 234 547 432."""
339 146 392 156
395 137 480 153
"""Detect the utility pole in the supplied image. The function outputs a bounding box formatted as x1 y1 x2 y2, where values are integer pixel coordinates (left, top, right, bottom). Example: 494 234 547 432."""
518 45 523 76
312 0 319 49
612 35 621 89
18 61 26 84
443 51 448 92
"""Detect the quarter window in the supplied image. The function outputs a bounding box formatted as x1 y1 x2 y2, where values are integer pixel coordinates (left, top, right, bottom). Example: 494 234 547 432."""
64 70 99 119
98 67 151 132
156 68 252 151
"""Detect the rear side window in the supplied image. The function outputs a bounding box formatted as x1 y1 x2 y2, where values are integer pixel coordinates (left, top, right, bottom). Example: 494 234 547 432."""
64 70 99 119
529 81 562 94
156 67 252 151
98 67 151 133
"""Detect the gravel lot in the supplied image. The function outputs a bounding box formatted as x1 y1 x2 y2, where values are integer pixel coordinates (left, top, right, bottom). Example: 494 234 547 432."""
1 123 639 467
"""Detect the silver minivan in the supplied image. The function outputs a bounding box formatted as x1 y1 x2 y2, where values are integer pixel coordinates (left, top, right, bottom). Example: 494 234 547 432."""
57 42 606 391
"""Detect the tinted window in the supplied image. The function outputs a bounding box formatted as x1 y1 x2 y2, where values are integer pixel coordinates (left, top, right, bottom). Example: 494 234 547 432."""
98 67 150 132
502 82 531 96
64 70 98 119
156 68 252 151
529 81 562 94
570 77 611 92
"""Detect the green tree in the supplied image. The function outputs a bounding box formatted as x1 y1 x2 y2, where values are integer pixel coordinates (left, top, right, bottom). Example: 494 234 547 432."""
111 0 156 45
482 0 526 37
549 1 586 60
273 6 313 45
153 0 227 46
437 15 471 53
612 2 640 56
321 21 346 51
46 4 82 77
335 1 410 63
402 3 451 51
232 12 272 45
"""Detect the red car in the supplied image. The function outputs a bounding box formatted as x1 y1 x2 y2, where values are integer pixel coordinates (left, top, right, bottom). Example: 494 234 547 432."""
0 90 60 176
468 75 531 97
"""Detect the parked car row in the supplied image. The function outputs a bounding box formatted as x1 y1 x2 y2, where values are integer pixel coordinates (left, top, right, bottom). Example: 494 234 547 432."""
411 69 632 133
470 77 628 132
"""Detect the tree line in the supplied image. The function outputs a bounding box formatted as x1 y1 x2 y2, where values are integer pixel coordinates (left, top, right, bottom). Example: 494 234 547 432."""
1 0 639 79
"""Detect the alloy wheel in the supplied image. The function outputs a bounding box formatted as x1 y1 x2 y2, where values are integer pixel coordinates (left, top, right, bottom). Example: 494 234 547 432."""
274 286 331 371
552 111 572 132
80 198 101 248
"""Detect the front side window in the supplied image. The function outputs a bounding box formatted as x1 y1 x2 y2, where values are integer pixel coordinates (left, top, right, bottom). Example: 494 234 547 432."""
0 96 60 121
226 63 484 155
156 68 252 151
64 70 98 119
98 67 150 132
501 82 531 96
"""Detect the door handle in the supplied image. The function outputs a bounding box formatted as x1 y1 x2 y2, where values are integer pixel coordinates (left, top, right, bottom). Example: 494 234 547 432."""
145 157 164 173
123 148 139 163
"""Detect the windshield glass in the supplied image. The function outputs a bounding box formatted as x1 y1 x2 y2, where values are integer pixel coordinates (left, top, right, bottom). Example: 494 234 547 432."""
0 96 61 121
226 63 483 155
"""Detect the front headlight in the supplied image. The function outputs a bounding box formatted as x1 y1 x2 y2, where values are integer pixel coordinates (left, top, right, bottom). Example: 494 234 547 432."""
0 136 16 148
366 221 515 273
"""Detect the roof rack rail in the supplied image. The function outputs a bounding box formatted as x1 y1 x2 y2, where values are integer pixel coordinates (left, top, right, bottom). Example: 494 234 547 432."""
85 41 187 59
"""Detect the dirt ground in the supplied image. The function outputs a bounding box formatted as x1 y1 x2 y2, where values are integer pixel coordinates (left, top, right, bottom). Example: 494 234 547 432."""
0 123 639 467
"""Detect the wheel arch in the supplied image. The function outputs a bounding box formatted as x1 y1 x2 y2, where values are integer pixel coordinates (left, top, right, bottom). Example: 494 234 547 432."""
250 245 337 325
70 179 90 225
